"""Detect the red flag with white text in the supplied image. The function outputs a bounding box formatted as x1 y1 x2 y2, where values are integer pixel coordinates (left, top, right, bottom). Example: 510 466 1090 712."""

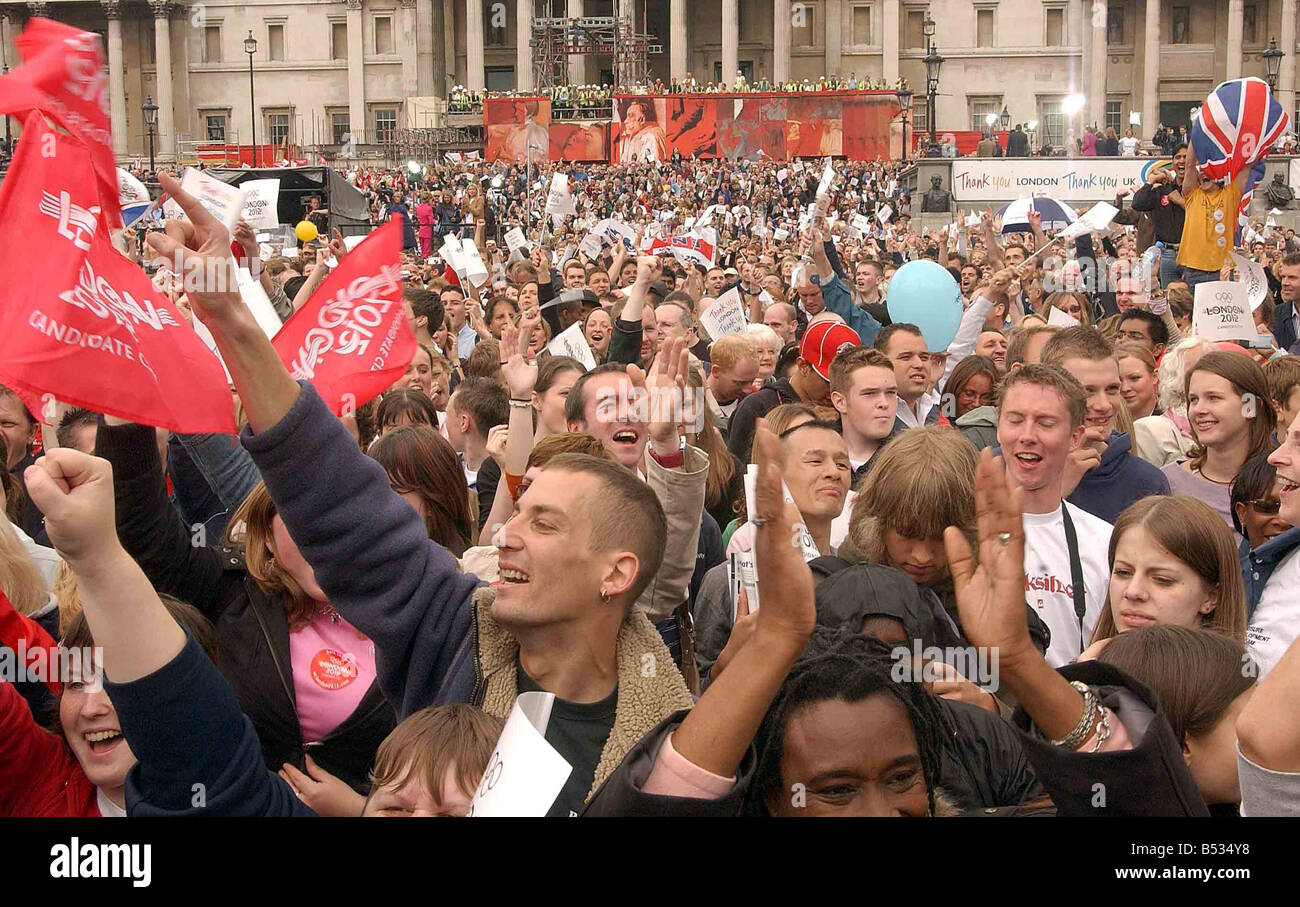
271 220 413 415
0 18 122 230
0 113 235 433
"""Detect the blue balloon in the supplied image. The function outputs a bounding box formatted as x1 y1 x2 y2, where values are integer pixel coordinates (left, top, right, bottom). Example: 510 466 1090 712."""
885 260 964 351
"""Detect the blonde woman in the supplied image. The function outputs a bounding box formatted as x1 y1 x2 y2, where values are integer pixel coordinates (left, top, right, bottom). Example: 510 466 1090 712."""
1132 335 1216 467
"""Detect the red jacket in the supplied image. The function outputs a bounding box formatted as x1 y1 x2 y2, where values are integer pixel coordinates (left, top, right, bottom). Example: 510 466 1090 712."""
0 589 101 817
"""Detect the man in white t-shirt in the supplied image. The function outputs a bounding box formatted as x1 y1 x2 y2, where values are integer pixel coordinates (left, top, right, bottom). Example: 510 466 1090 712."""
997 364 1113 667
1119 128 1140 156
1246 411 1300 675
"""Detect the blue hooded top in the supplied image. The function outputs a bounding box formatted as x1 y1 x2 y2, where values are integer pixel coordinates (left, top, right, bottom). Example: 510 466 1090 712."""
1067 431 1171 524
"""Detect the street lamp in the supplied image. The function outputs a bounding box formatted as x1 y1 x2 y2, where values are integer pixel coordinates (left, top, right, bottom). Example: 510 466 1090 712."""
897 86 914 162
1000 105 1010 131
142 95 158 175
922 16 944 156
244 31 258 167
1264 37 1285 93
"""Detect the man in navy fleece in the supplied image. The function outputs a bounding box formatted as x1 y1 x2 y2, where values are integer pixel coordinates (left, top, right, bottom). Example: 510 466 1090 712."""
1041 327 1171 523
137 173 696 817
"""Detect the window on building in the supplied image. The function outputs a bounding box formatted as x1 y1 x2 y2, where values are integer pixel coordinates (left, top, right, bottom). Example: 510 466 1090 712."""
1107 4 1124 44
267 112 292 147
1244 4 1258 44
1171 6 1190 44
374 15 394 54
485 66 514 90
373 108 397 142
202 25 220 63
486 2 507 46
145 22 156 64
976 9 994 48
1041 100 1064 148
331 22 348 60
792 1 817 48
204 114 227 142
905 9 926 49
331 112 350 144
267 24 285 61
1106 100 1122 131
913 98 928 135
1045 7 1064 46
852 5 873 45
969 96 1002 132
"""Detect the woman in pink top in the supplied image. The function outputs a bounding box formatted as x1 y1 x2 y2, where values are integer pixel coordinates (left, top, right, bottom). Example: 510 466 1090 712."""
415 191 435 259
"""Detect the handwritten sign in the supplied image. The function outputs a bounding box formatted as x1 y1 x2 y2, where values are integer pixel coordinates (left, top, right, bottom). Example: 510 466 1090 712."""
467 691 572 817
1193 281 1253 342
701 287 748 340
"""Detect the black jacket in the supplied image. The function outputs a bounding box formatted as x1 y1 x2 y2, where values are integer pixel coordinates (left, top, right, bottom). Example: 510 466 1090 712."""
726 377 802 462
1131 181 1186 245
1275 300 1299 354
95 421 395 793
1006 130 1030 157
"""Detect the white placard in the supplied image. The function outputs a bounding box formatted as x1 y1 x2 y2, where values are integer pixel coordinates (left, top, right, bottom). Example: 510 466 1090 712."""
460 238 490 288
236 268 287 334
851 213 872 234
467 691 572 817
117 167 150 205
1047 305 1081 327
777 168 789 183
504 227 530 254
1060 201 1118 239
240 178 281 230
545 173 576 216
1229 252 1269 312
700 286 747 340
773 227 790 242
1193 281 1253 342
440 233 465 276
546 321 598 371
163 168 247 233
578 232 604 260
877 204 893 224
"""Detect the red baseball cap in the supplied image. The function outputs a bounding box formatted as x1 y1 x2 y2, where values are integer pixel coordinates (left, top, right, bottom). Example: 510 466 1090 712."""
800 321 861 381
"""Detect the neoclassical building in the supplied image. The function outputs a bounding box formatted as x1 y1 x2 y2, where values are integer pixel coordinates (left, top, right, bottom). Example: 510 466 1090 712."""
1 0 1294 160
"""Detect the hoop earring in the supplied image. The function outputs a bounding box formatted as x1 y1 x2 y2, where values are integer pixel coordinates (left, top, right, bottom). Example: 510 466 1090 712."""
599 588 611 604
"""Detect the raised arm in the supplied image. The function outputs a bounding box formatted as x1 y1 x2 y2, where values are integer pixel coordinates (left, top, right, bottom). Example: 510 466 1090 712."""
479 314 539 545
1181 145 1199 198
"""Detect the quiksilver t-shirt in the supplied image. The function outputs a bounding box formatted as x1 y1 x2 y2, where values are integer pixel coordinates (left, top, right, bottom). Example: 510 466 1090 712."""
1247 547 1300 678
1022 502 1113 667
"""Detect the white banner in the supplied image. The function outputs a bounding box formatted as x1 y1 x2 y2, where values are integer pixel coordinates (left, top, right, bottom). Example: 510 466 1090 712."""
700 287 748 340
950 158 1164 201
240 179 281 230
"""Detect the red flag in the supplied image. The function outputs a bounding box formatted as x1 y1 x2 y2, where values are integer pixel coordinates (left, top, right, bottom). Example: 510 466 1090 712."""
0 19 121 231
0 112 234 434
272 220 412 415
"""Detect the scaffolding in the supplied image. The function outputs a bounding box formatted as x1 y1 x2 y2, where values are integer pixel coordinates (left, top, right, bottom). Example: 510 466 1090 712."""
531 14 661 92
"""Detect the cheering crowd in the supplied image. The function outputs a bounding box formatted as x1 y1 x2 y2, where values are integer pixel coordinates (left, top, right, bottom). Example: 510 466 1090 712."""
8 40 1300 818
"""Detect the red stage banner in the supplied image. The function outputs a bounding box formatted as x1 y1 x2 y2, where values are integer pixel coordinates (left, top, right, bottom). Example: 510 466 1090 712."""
609 92 902 162
483 97 609 163
911 130 1009 156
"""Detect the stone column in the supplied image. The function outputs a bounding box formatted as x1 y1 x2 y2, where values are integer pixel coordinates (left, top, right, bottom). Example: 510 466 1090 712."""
1225 0 1243 80
1282 0 1297 127
824 0 842 78
670 0 687 83
418 0 436 96
774 0 790 84
102 0 128 158
722 0 738 85
466 0 485 91
149 1 175 161
1088 0 1106 128
570 0 589 85
516 0 531 90
347 0 366 142
400 0 418 96
883 0 899 85
1142 0 1158 140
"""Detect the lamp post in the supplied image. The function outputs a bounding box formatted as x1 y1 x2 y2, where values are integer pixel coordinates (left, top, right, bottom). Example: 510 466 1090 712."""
1264 37 1284 93
897 86 914 162
1000 105 1010 131
244 31 258 167
142 95 158 176
922 16 944 156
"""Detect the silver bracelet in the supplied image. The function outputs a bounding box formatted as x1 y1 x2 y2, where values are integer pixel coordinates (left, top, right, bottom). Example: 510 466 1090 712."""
1051 681 1098 750
1089 704 1113 753
508 398 532 409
